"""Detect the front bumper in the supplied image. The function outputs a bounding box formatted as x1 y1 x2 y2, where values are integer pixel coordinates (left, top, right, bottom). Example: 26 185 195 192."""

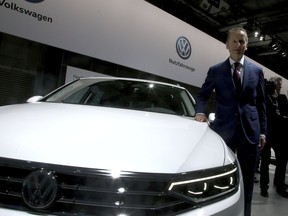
0 157 244 216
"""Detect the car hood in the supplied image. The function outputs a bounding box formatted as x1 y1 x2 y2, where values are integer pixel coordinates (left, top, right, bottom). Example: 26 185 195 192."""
0 103 229 174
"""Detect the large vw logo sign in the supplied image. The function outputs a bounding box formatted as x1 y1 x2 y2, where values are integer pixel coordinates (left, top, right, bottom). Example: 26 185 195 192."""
25 0 45 3
22 170 58 210
176 36 191 59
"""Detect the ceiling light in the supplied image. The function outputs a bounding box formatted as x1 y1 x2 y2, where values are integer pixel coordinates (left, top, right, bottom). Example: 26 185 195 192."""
270 41 279 50
254 31 259 38
281 50 287 57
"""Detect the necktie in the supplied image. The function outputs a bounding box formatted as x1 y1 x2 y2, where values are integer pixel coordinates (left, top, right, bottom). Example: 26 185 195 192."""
233 62 241 95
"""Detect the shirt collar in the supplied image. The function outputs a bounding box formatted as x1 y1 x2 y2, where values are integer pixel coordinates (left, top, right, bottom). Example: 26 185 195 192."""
229 57 244 66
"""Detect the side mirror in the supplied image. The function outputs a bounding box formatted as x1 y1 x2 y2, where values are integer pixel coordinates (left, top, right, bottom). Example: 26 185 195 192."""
208 113 215 124
26 96 43 103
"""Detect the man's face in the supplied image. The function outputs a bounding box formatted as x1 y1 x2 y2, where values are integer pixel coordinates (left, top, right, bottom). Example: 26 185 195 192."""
226 30 248 61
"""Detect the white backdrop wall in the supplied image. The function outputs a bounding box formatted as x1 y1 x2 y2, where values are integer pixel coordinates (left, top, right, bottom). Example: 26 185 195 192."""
0 0 287 94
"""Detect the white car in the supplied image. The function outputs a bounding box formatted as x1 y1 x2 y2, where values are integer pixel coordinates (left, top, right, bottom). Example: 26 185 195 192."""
0 77 244 216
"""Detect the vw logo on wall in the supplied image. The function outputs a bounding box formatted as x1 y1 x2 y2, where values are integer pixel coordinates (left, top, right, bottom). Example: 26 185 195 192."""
22 169 58 210
24 0 45 3
176 36 191 60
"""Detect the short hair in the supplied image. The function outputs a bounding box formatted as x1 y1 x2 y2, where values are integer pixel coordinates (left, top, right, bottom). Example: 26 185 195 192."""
269 76 282 84
227 27 248 43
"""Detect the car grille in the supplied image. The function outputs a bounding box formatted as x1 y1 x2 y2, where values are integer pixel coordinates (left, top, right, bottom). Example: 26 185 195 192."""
0 157 196 215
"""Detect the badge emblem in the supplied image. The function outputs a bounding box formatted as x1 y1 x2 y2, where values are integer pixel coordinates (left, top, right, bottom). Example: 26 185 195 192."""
176 36 192 59
25 0 45 3
22 169 58 210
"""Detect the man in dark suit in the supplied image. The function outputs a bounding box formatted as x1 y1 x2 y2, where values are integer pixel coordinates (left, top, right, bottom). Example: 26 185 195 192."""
260 76 288 198
195 27 267 216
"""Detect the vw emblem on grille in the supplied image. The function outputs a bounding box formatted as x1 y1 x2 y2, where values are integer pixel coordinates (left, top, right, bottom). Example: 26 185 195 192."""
22 170 58 210
176 36 191 59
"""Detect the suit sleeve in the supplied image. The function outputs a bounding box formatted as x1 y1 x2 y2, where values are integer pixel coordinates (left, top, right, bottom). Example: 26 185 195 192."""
257 69 267 136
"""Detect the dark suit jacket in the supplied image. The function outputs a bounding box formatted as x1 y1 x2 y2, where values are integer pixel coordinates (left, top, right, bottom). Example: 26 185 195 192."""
266 93 288 141
196 58 267 144
266 94 288 118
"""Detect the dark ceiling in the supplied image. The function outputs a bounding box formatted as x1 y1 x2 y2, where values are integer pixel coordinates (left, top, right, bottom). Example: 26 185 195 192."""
146 0 288 79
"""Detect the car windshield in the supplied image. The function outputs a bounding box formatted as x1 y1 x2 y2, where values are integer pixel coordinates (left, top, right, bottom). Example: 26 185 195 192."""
41 78 195 116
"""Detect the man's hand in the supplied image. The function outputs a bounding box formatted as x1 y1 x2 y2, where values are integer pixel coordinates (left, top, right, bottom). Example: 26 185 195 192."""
259 136 266 150
195 113 207 122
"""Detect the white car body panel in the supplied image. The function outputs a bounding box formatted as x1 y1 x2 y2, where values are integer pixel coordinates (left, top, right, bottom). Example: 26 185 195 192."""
0 103 226 173
0 77 244 216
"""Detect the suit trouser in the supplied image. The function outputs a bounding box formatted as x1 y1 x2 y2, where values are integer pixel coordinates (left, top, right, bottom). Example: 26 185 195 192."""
226 124 259 216
274 146 288 191
259 141 272 191
261 123 288 192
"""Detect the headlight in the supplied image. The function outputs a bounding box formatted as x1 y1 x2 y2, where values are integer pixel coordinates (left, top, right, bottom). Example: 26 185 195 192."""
168 161 240 204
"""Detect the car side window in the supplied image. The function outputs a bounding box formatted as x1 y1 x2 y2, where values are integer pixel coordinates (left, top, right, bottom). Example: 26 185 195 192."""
62 87 90 104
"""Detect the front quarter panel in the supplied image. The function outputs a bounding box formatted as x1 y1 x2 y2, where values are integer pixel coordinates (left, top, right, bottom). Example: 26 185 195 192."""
178 123 228 172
